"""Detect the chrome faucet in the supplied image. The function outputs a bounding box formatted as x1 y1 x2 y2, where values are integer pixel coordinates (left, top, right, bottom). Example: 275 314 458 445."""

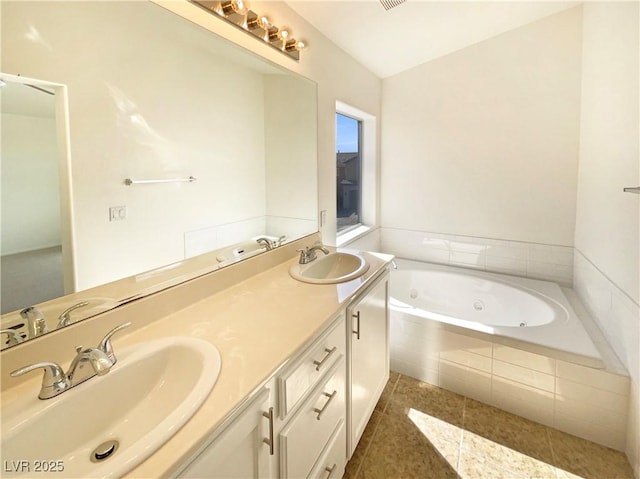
1 329 24 346
10 322 131 399
20 306 48 338
297 244 330 264
256 237 274 251
57 301 90 329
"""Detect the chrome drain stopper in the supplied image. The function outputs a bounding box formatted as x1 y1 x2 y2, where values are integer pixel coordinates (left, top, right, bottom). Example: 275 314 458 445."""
91 440 119 463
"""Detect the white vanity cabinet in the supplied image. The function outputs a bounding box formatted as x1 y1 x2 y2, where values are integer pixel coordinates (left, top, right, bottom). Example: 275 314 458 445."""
176 387 276 479
277 316 347 479
173 266 390 479
347 272 390 456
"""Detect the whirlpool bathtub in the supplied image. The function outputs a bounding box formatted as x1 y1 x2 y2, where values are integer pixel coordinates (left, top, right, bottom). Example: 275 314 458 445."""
390 259 603 368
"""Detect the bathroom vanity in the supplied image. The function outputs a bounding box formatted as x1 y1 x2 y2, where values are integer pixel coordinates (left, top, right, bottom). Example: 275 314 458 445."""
0 235 393 478
177 267 389 479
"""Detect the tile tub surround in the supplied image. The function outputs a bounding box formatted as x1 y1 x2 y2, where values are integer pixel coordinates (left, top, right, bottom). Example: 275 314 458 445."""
380 227 574 286
573 249 640 477
344 372 635 479
390 310 630 452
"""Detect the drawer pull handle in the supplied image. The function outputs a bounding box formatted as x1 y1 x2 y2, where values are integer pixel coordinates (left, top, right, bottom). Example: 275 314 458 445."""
313 346 337 371
325 464 337 478
313 390 337 421
352 311 361 340
262 407 274 455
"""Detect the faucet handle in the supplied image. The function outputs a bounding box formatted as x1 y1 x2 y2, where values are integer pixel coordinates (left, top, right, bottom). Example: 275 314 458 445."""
1 329 24 346
296 247 310 264
10 361 69 399
97 322 131 362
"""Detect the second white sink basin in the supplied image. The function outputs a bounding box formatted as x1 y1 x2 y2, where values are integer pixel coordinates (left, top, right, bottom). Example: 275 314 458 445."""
289 252 369 284
1 336 221 478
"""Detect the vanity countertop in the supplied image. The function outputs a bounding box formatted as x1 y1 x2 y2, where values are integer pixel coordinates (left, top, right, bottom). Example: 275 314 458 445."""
126 247 391 477
0 246 392 478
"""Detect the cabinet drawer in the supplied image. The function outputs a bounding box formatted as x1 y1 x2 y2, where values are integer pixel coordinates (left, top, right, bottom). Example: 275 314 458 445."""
279 317 345 418
280 358 346 479
308 420 346 479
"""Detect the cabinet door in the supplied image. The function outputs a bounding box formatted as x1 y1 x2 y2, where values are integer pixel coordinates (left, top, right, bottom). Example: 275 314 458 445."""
348 274 389 456
178 389 275 478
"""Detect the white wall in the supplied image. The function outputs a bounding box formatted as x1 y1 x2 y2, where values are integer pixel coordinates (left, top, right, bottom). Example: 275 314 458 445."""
263 74 318 239
380 7 583 247
1 113 60 255
240 1 383 245
573 2 640 476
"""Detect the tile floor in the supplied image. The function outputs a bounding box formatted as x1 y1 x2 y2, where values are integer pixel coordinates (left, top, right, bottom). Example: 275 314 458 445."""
344 372 635 479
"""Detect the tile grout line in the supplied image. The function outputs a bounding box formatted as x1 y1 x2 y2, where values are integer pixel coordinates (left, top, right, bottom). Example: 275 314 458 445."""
352 372 402 478
457 396 468 474
546 427 562 479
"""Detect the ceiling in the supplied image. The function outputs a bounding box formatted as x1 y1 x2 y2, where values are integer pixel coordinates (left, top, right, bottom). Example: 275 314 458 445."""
286 1 579 78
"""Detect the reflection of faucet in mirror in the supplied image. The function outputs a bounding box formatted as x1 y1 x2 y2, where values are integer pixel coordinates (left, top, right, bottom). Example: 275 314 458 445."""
0 0 318 351
1 329 24 346
57 301 90 329
20 306 48 338
10 322 131 399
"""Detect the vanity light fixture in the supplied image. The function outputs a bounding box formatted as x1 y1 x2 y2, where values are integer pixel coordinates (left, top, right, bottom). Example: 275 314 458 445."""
246 11 270 37
191 0 307 61
218 0 248 20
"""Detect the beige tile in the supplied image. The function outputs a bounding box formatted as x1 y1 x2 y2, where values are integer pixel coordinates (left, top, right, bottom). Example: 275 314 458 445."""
555 360 629 395
491 376 555 426
458 448 529 479
385 375 465 427
375 371 401 414
548 428 634 479
441 330 493 357
493 359 555 392
493 345 555 374
461 430 556 478
359 413 459 479
462 398 554 464
440 348 492 372
556 377 628 413
439 360 492 404
347 410 384 478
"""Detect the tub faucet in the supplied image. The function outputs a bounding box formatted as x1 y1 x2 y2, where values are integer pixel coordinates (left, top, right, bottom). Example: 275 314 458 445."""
297 244 330 264
20 306 48 338
10 321 131 399
256 237 274 251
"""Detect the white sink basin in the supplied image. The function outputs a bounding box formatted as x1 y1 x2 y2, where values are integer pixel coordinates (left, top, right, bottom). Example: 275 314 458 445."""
289 252 369 284
1 337 221 478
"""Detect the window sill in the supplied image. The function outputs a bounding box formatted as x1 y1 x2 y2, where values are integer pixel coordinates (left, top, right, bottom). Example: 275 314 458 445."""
336 225 372 247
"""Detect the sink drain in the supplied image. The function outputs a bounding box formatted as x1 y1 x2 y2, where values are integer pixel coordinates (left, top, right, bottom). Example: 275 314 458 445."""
90 440 119 463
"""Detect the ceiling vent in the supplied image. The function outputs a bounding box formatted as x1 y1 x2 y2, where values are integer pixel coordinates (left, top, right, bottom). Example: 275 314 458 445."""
379 0 406 11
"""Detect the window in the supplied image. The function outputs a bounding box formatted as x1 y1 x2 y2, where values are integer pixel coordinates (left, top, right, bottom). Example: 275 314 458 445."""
336 113 362 233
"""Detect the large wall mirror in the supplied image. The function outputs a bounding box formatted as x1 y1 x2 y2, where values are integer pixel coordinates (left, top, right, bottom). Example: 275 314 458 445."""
0 1 318 349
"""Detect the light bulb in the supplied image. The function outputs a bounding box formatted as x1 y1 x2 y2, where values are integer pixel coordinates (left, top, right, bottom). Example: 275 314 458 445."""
220 0 248 16
247 13 270 31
